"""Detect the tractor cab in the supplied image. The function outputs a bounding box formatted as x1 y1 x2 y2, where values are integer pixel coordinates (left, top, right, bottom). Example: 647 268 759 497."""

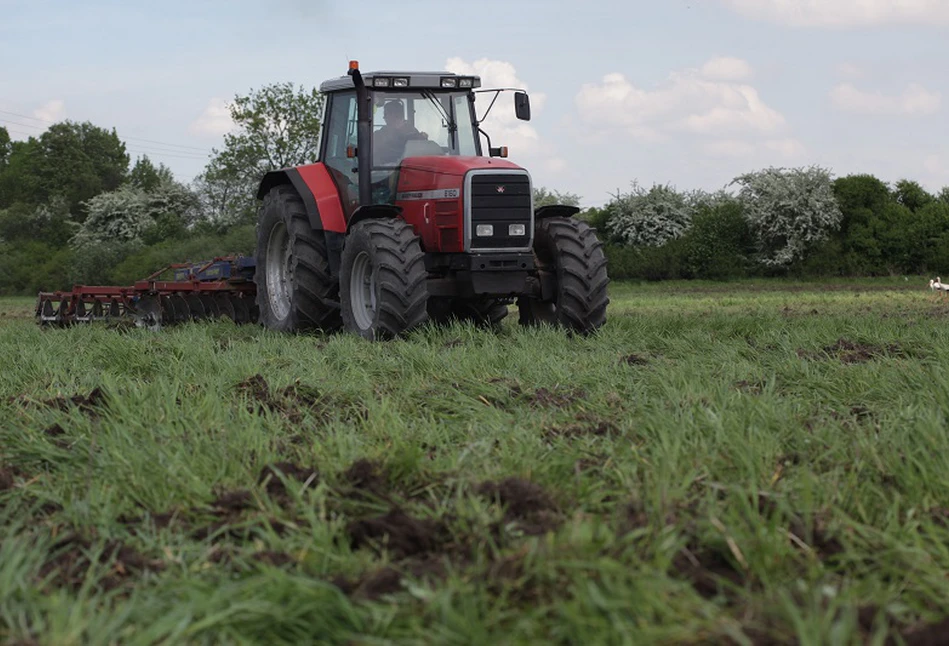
318 67 530 215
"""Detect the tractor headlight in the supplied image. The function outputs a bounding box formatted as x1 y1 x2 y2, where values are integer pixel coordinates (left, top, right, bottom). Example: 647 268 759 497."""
393 77 409 87
475 224 494 237
459 78 474 88
373 77 391 87
440 77 458 88
508 224 526 236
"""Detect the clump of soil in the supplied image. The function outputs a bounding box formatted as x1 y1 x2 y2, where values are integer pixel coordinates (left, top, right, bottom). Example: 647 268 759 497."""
258 462 319 498
525 387 587 409
0 467 16 491
621 354 649 366
671 545 746 599
39 535 163 591
543 415 617 440
332 557 447 600
478 478 563 536
236 375 340 425
252 551 294 567
13 387 109 418
797 338 903 364
346 508 448 559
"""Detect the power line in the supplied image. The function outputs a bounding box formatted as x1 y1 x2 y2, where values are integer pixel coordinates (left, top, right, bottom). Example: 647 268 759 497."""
0 117 210 161
0 108 212 154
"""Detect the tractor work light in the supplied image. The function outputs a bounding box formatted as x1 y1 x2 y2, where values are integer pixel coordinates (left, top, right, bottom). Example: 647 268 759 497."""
393 77 409 87
459 78 474 88
475 224 494 237
373 77 391 87
508 224 526 237
440 77 458 88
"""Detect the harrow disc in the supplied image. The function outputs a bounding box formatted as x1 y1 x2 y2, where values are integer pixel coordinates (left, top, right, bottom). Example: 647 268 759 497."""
215 293 237 322
200 294 221 319
37 297 57 326
231 295 250 324
134 296 162 331
169 293 191 324
185 294 206 321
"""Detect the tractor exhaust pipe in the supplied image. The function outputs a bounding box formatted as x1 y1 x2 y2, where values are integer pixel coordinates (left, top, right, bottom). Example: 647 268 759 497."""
348 61 373 207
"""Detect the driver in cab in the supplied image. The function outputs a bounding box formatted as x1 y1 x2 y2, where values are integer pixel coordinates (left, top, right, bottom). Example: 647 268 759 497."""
373 100 427 166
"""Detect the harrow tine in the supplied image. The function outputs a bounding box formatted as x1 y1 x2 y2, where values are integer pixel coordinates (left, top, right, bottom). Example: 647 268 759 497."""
185 294 206 321
75 299 90 323
91 300 105 322
108 298 122 320
134 296 162 331
55 299 70 327
38 297 57 326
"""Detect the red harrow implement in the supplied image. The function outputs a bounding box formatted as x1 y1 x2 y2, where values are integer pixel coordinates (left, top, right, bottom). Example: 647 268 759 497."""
35 256 258 330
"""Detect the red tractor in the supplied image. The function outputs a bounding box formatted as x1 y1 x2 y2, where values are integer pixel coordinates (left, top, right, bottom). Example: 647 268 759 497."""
254 61 608 339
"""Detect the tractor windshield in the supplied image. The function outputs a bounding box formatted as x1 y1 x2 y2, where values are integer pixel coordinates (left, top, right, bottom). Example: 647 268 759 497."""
371 91 478 169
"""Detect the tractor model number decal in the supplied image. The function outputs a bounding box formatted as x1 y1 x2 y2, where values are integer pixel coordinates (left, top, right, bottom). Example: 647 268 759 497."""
396 188 460 201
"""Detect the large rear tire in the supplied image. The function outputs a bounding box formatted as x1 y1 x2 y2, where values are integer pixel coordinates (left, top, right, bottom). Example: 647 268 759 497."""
518 217 609 334
340 219 429 340
255 186 342 333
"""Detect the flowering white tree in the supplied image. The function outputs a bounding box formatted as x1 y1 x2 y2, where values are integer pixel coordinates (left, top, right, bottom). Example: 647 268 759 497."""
73 182 201 247
606 182 693 247
732 166 842 267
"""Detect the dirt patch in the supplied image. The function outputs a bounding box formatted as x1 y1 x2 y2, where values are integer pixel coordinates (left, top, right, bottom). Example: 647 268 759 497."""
672 545 746 599
734 379 765 395
236 375 352 426
13 387 109 418
788 514 844 560
39 534 163 591
332 556 447 600
0 466 16 491
797 338 904 364
621 354 649 366
524 387 587 409
478 478 563 536
346 508 448 559
252 550 295 567
258 462 319 498
901 618 949 646
544 416 617 440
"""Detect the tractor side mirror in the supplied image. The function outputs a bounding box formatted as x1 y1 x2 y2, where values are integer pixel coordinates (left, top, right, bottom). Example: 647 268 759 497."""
514 91 531 121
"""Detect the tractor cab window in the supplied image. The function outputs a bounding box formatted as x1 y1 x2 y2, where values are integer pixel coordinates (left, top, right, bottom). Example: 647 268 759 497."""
371 92 478 169
321 91 360 216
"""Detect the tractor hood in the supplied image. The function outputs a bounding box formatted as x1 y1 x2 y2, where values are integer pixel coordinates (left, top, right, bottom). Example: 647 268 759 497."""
398 156 524 177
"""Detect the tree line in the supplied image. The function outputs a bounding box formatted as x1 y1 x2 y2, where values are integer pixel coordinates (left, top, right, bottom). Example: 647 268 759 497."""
580 170 949 281
2 84 947 296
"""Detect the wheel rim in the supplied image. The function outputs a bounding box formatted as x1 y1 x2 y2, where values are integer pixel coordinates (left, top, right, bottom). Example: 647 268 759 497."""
349 251 377 330
266 222 292 320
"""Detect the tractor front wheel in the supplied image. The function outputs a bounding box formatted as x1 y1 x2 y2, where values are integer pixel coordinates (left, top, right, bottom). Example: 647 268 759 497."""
255 186 342 333
340 219 429 340
518 217 609 334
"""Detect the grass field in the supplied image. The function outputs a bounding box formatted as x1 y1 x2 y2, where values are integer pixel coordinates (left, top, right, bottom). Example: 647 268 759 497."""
3 279 949 644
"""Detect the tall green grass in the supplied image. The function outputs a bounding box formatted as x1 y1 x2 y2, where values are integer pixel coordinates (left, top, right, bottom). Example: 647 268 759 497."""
2 280 949 644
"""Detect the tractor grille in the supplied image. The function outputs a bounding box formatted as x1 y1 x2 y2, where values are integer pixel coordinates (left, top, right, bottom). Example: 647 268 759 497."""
466 172 533 251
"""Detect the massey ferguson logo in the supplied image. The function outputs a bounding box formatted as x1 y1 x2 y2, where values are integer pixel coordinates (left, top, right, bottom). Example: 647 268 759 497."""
496 185 506 193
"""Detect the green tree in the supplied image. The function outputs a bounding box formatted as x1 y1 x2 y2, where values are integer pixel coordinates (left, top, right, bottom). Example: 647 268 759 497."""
129 155 175 191
732 166 842 267
196 82 324 224
893 179 933 212
533 186 581 208
0 127 10 170
31 121 130 218
832 174 891 274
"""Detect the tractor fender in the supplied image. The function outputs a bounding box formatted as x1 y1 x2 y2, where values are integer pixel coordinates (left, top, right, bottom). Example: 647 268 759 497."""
257 164 347 234
534 205 580 220
347 204 403 230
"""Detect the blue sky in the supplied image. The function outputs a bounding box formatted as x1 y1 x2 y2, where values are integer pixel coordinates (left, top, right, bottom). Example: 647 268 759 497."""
2 0 948 207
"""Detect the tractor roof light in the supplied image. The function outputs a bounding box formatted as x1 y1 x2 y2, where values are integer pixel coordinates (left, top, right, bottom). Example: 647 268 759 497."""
440 77 457 88
373 77 391 87
459 77 473 88
392 77 409 87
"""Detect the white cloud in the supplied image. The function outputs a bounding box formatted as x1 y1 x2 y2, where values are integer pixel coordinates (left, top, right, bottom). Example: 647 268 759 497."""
446 57 567 177
574 60 786 141
700 57 753 82
33 99 65 122
189 98 233 137
830 83 941 115
719 0 949 27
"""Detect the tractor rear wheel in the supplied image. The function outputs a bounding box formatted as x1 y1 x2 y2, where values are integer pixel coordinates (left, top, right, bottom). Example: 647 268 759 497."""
255 186 341 333
518 217 609 334
340 218 429 340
